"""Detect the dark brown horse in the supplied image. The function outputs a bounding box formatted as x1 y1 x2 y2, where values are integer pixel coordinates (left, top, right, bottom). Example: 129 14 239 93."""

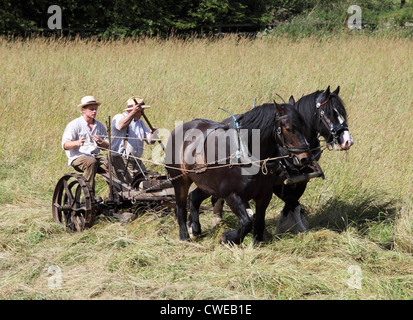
165 102 312 244
208 86 354 235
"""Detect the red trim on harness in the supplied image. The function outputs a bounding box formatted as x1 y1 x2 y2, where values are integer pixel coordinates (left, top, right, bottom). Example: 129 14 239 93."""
319 99 329 106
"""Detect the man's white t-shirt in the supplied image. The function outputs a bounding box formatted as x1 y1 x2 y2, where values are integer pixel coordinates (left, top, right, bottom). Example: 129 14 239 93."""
61 116 108 165
111 113 150 158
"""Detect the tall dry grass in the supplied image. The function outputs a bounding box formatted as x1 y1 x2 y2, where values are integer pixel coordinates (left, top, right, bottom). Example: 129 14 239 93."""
0 35 412 299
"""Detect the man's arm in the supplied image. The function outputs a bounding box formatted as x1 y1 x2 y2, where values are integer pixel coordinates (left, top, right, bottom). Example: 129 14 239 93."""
63 138 85 150
118 104 141 130
117 113 134 130
62 120 85 150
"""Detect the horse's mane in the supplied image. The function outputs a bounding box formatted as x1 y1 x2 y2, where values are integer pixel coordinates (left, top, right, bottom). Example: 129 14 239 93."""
295 90 348 129
239 103 276 136
192 118 227 128
240 103 305 138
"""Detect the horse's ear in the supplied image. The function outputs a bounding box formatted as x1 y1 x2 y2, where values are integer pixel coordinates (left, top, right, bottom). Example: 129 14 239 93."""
274 100 285 116
289 95 295 105
333 86 340 95
274 99 279 115
322 85 331 99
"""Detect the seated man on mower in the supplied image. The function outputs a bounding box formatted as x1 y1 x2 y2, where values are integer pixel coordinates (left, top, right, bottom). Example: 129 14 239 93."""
62 95 109 193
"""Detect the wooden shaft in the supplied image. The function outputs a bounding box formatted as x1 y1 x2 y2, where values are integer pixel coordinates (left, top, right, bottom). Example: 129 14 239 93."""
133 98 165 151
284 172 323 185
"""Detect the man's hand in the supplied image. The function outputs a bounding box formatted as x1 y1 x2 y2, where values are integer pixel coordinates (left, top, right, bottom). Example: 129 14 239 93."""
78 137 86 146
92 135 109 148
130 102 143 115
92 135 103 145
148 127 158 144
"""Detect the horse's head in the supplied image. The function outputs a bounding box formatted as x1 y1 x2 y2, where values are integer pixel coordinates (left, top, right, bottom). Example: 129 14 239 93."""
315 86 354 151
274 101 312 167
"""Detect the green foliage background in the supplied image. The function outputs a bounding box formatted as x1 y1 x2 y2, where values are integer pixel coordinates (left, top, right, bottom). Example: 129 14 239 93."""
1 0 412 37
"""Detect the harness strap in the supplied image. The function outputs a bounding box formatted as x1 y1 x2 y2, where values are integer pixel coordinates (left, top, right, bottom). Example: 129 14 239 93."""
218 107 244 160
319 99 329 106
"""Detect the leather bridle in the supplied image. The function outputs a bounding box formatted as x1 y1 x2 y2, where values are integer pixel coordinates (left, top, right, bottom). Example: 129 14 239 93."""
275 113 310 165
315 95 349 146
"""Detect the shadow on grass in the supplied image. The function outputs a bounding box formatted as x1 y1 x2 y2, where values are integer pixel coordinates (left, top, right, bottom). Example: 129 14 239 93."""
188 190 399 249
308 191 397 234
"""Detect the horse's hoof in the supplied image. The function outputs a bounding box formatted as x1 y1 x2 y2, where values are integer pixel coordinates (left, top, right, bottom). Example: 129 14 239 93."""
253 238 262 247
220 234 227 244
220 231 241 245
179 232 190 241
190 222 202 236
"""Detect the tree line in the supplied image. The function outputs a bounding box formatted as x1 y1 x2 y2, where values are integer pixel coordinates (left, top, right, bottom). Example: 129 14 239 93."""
1 0 411 37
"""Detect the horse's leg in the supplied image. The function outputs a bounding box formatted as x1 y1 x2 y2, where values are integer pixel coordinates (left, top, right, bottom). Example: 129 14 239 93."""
273 183 308 235
188 188 210 236
253 193 273 244
276 204 309 235
244 201 254 219
220 193 252 245
173 177 192 241
211 198 253 228
211 196 225 227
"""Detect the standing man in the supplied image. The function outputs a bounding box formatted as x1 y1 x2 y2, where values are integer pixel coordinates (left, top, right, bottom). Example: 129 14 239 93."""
62 95 109 192
111 96 157 184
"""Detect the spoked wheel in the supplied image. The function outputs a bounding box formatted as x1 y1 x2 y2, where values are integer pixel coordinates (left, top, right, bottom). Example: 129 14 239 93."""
52 173 96 232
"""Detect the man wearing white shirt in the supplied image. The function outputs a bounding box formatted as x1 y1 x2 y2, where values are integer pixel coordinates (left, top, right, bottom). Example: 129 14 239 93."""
111 96 157 184
62 95 109 192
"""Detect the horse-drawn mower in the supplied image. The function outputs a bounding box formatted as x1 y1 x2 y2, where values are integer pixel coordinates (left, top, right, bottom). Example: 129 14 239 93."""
51 169 176 232
52 115 178 232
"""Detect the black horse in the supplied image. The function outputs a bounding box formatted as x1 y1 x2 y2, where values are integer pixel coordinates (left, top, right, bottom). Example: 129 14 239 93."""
274 85 353 234
209 86 354 235
165 102 312 244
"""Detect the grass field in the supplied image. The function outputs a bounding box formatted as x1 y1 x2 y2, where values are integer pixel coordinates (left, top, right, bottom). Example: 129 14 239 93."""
0 34 412 300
